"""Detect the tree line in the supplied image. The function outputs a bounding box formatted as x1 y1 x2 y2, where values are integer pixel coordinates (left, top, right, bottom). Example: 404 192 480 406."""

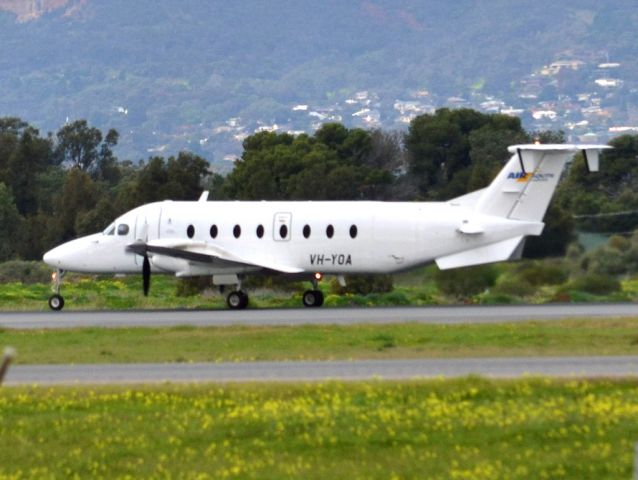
1 109 636 263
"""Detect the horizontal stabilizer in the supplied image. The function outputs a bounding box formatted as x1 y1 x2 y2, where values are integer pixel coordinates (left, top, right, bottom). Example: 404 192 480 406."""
473 143 611 222
435 236 526 270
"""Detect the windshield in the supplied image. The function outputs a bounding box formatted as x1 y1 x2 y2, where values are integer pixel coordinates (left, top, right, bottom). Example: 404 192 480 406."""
103 223 115 235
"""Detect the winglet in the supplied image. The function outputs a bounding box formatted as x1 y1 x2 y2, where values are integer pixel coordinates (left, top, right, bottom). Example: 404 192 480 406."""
198 191 210 202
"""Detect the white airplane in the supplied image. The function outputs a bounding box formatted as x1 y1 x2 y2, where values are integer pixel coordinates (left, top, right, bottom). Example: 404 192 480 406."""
43 143 609 310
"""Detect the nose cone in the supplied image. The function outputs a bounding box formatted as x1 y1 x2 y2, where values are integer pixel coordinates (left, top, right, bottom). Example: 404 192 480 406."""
42 247 61 267
43 242 78 270
43 234 102 271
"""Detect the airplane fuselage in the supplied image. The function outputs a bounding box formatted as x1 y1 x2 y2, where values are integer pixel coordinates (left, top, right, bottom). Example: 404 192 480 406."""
44 199 539 276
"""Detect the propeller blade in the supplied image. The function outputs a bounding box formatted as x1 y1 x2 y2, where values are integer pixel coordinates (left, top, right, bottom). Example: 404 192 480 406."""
142 255 151 296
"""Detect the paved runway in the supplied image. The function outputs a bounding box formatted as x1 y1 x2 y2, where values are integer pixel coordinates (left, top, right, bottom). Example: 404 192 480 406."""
1 303 636 329
5 356 638 385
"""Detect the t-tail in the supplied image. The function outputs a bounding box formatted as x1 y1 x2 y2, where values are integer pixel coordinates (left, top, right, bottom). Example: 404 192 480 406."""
436 144 611 270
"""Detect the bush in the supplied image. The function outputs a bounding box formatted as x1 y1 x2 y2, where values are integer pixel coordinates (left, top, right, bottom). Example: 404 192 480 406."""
330 274 393 295
479 292 520 304
434 265 497 298
175 277 212 297
0 261 52 284
516 262 568 286
244 275 308 292
566 274 621 295
578 230 638 276
582 246 634 276
492 276 535 297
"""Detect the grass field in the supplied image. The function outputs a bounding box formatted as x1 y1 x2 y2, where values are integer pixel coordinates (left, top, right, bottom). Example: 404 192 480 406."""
1 267 636 311
2 318 638 364
1 379 638 479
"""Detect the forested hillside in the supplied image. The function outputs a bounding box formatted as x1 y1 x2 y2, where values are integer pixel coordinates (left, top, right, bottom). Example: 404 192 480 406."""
1 1 638 163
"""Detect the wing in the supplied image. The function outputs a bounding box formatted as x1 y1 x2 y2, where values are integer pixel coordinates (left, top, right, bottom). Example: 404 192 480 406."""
126 238 305 274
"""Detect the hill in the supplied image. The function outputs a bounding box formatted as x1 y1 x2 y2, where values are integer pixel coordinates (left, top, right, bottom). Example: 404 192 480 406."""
0 1 637 166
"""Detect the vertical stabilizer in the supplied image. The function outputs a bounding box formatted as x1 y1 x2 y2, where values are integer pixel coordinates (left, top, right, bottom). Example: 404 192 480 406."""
473 144 610 221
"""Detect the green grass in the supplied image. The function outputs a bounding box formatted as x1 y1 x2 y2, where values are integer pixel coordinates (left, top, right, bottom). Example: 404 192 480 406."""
3 318 638 365
1 265 636 311
1 379 638 479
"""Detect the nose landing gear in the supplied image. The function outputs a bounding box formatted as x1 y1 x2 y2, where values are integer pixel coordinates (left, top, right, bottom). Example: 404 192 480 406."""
48 269 65 311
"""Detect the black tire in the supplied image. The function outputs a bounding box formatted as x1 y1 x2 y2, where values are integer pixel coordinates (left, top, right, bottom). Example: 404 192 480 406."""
48 294 65 311
314 289 324 307
303 289 324 307
227 290 249 310
239 290 249 309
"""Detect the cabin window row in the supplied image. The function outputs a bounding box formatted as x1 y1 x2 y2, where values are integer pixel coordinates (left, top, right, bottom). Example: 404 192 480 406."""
185 224 358 239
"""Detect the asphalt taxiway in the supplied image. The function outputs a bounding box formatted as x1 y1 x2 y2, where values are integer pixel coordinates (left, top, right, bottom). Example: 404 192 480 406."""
2 304 636 385
5 356 638 385
0 303 636 330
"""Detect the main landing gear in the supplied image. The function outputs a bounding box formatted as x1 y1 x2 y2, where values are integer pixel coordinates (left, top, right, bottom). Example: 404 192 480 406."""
302 289 324 307
302 272 324 308
224 273 325 309
48 269 65 311
226 290 249 309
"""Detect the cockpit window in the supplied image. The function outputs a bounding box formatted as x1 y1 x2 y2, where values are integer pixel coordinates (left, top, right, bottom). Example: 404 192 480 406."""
103 224 115 235
117 224 130 236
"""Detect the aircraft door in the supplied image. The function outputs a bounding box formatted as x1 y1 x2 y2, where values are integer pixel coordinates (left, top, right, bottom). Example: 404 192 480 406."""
273 212 292 242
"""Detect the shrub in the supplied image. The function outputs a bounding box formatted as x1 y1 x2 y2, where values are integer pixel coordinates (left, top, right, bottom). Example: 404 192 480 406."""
175 277 212 297
516 262 568 286
434 265 497 298
492 276 535 297
582 246 631 276
566 274 621 295
0 261 52 284
330 274 393 295
479 292 519 304
243 275 305 291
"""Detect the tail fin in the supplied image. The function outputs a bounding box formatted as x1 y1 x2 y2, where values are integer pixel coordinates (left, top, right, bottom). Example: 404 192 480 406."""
472 144 610 221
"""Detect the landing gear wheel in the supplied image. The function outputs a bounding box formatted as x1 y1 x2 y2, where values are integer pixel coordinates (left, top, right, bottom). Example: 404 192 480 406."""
227 290 249 310
48 294 65 311
302 289 324 307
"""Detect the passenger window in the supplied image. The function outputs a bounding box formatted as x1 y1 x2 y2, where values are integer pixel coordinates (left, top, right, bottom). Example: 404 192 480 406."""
350 225 358 239
233 225 241 238
303 225 311 239
117 224 129 236
187 225 195 239
256 225 264 238
210 225 218 238
279 224 288 239
326 225 334 239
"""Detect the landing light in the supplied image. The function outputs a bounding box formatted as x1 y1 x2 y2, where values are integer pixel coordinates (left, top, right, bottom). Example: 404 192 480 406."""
51 272 57 282
314 272 323 281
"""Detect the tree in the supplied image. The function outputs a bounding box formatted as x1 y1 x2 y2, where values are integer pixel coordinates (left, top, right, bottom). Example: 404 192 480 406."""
0 183 23 261
405 109 526 199
135 152 211 203
55 169 101 241
5 127 54 215
558 134 637 234
55 120 119 174
223 125 397 201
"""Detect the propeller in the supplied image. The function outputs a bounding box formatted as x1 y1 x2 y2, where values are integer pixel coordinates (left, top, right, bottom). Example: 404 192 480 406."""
126 242 151 296
142 254 151 296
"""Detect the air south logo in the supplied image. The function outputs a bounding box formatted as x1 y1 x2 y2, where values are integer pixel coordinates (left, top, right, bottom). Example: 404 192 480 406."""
507 171 555 183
